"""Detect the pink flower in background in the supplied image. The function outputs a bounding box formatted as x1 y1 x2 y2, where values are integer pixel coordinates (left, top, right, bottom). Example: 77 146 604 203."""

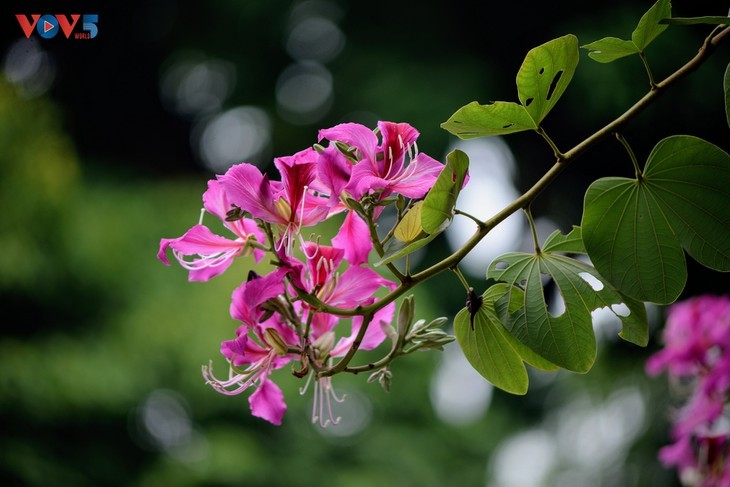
157 180 265 281
647 295 730 486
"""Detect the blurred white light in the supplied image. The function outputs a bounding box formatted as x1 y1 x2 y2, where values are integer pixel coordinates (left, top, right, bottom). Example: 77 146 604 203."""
276 62 333 125
430 342 493 426
490 429 557 487
161 56 236 117
196 106 271 172
4 39 55 98
445 138 523 276
286 17 345 63
141 389 193 450
290 0 344 23
315 388 372 438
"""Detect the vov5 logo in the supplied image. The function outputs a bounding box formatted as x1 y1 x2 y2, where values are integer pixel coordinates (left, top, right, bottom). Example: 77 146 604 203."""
15 14 99 40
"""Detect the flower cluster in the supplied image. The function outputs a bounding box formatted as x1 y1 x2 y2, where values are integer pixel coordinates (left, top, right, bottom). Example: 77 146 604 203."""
647 295 730 487
158 121 445 425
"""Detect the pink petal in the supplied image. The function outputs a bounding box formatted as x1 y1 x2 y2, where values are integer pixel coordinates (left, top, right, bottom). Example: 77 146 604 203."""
345 160 390 200
202 179 231 221
317 146 352 205
249 378 287 425
327 267 395 309
319 122 377 164
332 211 372 266
331 302 395 356
377 121 419 176
230 269 287 325
219 163 282 223
303 243 344 287
274 149 318 216
188 258 236 282
389 152 444 199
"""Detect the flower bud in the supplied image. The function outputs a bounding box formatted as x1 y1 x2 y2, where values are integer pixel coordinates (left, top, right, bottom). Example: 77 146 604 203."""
312 331 335 358
264 328 289 357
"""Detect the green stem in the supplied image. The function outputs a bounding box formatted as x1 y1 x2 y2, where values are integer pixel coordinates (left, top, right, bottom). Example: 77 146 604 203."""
536 126 565 161
321 313 374 376
364 208 406 282
524 207 541 254
615 133 643 180
638 51 657 90
454 209 487 229
451 267 471 292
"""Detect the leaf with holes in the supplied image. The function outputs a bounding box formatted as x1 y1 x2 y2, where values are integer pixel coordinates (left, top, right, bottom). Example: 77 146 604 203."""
660 16 730 26
441 101 537 139
632 0 671 51
582 136 730 304
421 149 469 233
581 37 640 63
455 284 554 394
517 34 579 125
487 237 648 372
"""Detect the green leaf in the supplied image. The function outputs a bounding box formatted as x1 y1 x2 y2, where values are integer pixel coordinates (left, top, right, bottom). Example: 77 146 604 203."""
421 149 469 233
487 238 649 372
517 34 579 125
440 101 536 139
543 225 585 253
643 136 730 272
581 37 640 63
582 136 730 304
454 284 529 394
581 177 686 304
631 0 671 51
660 16 730 26
394 201 424 243
725 63 730 128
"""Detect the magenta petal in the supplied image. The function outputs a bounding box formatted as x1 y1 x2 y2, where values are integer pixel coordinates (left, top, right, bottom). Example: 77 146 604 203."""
319 122 377 164
389 152 444 199
345 160 390 199
332 211 372 266
303 244 344 287
327 267 395 308
166 225 241 255
317 146 352 205
220 163 282 223
331 302 395 356
249 378 287 425
188 257 236 282
202 179 231 221
230 269 287 325
377 121 419 175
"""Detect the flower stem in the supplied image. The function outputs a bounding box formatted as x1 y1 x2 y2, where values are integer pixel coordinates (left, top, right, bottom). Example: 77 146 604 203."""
454 209 486 229
536 126 565 161
451 267 471 292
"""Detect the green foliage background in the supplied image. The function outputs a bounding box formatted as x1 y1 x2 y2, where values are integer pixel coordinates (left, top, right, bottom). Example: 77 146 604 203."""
0 0 727 485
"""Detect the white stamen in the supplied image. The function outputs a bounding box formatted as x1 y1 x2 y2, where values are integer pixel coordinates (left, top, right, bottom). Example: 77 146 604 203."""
198 207 206 225
398 134 404 149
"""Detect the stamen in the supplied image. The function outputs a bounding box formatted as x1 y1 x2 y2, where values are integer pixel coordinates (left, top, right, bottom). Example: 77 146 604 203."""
299 370 314 395
198 207 206 225
398 134 404 149
413 141 419 157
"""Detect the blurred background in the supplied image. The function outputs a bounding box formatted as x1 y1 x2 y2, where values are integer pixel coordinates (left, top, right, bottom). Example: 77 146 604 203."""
0 0 728 486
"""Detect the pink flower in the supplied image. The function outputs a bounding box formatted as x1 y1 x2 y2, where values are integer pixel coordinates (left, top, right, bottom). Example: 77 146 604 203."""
219 149 333 252
318 121 444 200
158 180 265 281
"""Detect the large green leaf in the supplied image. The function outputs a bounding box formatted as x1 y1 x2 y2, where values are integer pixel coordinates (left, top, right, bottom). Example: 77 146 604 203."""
487 239 648 372
421 150 469 233
516 34 579 125
441 101 536 139
725 63 730 128
582 136 730 304
454 284 557 395
660 16 730 26
643 136 730 272
632 0 671 51
581 37 640 63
